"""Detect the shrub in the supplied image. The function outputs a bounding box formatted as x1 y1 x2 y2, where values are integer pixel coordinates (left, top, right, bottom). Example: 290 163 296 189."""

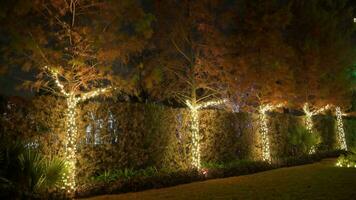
336 150 356 168
77 169 202 198
287 125 321 155
0 139 67 199
202 159 273 178
91 166 159 183
91 168 136 183
278 150 344 167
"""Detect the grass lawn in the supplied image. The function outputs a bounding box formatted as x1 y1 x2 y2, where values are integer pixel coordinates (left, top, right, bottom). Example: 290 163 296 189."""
82 159 356 200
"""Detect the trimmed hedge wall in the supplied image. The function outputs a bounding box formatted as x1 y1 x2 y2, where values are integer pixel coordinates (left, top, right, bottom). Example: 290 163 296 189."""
343 117 356 151
1 96 354 185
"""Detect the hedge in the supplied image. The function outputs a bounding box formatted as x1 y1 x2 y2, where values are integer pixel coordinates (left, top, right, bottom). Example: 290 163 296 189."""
1 96 354 186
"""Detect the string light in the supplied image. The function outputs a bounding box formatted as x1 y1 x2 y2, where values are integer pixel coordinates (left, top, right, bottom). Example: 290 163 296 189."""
45 65 111 194
81 87 111 101
336 160 356 168
258 103 283 163
44 66 69 96
185 99 226 169
335 107 347 151
196 99 227 110
303 103 330 154
62 94 79 193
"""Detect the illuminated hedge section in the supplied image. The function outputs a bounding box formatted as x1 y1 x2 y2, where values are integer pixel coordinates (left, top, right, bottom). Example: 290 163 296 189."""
335 107 347 151
186 99 226 169
302 103 330 154
258 104 283 163
45 66 111 194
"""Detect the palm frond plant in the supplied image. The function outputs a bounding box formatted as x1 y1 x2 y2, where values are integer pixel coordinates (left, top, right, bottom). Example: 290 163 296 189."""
287 125 321 156
0 138 67 199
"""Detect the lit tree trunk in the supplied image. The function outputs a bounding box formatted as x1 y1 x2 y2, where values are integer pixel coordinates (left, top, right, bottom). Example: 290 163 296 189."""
188 61 202 169
303 103 316 154
44 66 112 194
259 105 272 163
335 107 347 150
258 104 283 163
62 94 79 193
303 103 331 154
190 82 201 169
259 109 271 163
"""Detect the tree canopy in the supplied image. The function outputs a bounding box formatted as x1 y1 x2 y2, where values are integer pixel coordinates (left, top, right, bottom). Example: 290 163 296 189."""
0 0 355 112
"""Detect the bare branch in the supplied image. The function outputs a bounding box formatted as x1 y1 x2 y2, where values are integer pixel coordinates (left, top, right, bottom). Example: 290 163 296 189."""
171 38 191 63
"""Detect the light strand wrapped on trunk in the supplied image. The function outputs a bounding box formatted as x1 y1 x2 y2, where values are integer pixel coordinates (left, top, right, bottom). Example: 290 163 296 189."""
186 99 226 169
335 107 347 150
303 103 330 154
258 104 283 163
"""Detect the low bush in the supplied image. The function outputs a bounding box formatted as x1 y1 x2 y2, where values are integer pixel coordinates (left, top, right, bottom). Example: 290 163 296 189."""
278 150 345 167
77 169 202 198
336 149 356 168
203 160 274 178
286 125 321 156
0 138 68 199
91 166 159 183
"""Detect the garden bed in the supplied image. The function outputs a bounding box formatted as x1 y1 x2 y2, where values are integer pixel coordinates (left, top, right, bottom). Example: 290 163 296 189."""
76 150 344 198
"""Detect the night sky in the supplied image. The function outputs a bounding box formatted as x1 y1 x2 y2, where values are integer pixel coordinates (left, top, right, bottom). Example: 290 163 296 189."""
0 66 34 97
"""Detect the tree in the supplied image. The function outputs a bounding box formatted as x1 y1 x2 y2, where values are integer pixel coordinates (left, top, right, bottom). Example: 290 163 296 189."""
221 0 295 112
0 0 153 194
287 0 356 110
286 0 355 153
146 0 228 169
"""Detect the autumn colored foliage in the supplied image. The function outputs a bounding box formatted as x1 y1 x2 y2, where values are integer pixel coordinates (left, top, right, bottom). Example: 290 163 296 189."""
0 0 355 111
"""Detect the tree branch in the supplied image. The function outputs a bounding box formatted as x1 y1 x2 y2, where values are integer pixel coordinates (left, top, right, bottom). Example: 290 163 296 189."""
198 99 226 109
171 38 191 63
44 66 69 96
80 86 113 102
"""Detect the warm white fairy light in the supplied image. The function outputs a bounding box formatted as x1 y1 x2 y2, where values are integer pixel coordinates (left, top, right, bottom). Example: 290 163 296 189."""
186 99 226 169
258 103 283 163
187 102 200 169
81 87 112 101
45 66 69 96
303 105 313 131
303 103 330 154
197 99 227 110
62 94 79 193
335 107 347 151
259 107 271 162
336 160 356 168
45 66 111 194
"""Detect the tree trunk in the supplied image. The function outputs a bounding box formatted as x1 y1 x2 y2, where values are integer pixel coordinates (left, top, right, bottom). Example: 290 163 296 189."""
63 95 78 194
